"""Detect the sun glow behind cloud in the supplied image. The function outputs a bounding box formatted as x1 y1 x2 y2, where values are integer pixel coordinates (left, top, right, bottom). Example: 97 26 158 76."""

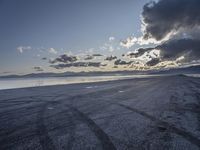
2 0 200 75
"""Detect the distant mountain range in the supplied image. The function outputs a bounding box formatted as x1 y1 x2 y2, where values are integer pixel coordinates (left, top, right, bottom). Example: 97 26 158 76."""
0 71 146 78
150 65 200 75
0 65 200 78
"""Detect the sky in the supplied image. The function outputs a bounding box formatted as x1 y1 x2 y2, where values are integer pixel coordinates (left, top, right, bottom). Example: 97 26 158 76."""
1 0 200 75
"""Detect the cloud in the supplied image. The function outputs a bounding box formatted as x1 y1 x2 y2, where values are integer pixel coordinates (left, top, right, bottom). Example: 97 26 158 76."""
157 38 200 60
102 43 114 52
92 54 103 57
119 0 200 68
100 38 116 52
109 36 115 42
120 0 200 48
83 54 103 60
17 46 31 53
127 47 154 58
114 59 133 65
84 55 94 60
33 66 44 72
108 46 114 52
42 57 47 60
105 55 117 61
49 54 78 64
120 37 137 48
141 0 200 41
51 62 106 69
134 38 200 63
146 58 160 66
0 71 12 75
48 48 58 54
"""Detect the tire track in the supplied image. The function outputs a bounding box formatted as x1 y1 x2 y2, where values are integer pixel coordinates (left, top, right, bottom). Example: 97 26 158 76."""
63 111 76 150
67 105 117 150
35 93 76 150
52 103 76 150
36 103 56 150
117 103 200 148
186 79 200 133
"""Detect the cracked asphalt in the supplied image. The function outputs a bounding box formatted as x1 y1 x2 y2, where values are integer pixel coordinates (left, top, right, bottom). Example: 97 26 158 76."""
0 75 200 150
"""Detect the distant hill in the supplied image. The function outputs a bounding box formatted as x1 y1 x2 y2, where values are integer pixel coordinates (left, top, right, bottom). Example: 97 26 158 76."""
150 65 200 75
0 70 147 79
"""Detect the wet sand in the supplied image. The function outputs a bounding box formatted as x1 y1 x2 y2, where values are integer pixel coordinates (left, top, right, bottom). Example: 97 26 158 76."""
0 75 200 150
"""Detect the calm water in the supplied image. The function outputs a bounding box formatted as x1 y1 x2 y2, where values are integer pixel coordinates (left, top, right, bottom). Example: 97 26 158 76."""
0 74 198 90
0 75 154 90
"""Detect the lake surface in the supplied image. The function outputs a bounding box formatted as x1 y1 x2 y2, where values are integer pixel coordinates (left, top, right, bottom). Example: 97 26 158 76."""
0 74 199 90
0 75 154 90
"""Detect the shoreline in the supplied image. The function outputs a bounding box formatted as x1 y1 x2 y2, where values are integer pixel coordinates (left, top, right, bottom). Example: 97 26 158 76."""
0 74 167 91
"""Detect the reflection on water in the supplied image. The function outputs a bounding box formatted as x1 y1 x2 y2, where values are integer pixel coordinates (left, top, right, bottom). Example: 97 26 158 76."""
0 75 159 90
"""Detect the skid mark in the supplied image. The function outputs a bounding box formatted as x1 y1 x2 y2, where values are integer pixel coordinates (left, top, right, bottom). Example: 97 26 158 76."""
117 103 200 148
36 103 56 150
67 105 117 150
56 106 76 150
64 112 76 150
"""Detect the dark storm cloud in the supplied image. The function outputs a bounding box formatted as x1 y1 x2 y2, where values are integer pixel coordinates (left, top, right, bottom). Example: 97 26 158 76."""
136 38 200 62
33 66 44 72
49 54 78 64
51 62 106 69
146 58 160 66
142 0 200 41
157 38 200 60
105 55 117 61
114 59 133 65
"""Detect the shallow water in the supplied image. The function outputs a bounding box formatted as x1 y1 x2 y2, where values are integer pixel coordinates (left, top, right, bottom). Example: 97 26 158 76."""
0 74 199 90
0 75 155 90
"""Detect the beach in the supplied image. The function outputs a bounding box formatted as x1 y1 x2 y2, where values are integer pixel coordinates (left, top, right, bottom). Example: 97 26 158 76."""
0 75 200 150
